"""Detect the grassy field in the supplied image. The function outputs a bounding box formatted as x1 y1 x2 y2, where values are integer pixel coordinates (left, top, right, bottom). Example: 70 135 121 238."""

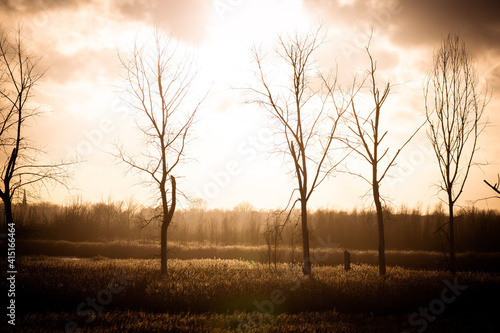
2 256 499 332
17 239 500 272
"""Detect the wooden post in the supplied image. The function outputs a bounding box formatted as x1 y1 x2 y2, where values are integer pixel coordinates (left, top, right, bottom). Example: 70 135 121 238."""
344 250 351 271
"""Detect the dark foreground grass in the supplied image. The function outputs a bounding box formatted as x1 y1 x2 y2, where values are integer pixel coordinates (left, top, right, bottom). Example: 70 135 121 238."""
2 257 499 332
4 310 497 333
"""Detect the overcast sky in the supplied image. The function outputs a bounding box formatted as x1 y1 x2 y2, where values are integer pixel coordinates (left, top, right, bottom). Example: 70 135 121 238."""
1 0 499 211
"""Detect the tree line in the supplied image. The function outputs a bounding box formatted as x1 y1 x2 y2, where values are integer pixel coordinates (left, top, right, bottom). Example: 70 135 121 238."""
4 199 500 253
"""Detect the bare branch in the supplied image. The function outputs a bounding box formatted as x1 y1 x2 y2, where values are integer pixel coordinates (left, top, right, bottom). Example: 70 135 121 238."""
246 25 345 275
424 32 488 275
342 36 422 276
0 26 76 228
484 177 500 196
116 27 204 274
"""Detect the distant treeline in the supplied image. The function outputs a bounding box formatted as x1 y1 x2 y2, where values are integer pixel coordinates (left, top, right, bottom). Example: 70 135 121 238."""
3 199 500 252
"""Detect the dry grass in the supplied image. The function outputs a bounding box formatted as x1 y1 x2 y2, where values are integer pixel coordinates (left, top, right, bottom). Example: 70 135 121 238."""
18 239 500 271
3 256 499 332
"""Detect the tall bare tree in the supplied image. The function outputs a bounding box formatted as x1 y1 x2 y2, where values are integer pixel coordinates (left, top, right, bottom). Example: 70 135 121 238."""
0 27 73 232
249 28 348 275
344 45 421 276
117 29 203 275
425 32 487 275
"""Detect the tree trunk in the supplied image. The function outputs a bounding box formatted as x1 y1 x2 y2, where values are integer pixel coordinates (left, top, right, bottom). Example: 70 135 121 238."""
301 199 311 275
344 250 351 271
2 149 17 233
5 196 13 225
274 226 278 269
373 182 386 276
160 221 168 274
448 192 456 275
160 176 176 276
1 194 14 234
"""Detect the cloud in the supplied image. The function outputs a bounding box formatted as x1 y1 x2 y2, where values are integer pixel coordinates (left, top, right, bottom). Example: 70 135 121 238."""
388 0 500 53
1 0 212 43
114 0 212 43
0 0 91 14
0 0 215 83
40 47 120 85
304 0 500 55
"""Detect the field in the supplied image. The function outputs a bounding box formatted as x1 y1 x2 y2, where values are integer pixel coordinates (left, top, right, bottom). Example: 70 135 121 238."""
7 205 500 331
17 239 500 272
3 256 499 332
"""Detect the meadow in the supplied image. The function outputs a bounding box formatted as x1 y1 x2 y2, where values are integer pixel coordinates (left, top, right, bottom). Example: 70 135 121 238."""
2 257 499 332
17 239 500 272
5 202 500 331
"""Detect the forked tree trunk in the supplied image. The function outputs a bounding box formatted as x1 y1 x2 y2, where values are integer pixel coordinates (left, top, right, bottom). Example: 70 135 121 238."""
160 176 176 275
2 149 17 232
4 196 13 225
1 193 14 234
301 199 311 275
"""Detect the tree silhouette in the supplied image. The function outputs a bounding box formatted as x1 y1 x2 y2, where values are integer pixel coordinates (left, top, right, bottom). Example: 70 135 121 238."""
248 28 348 275
116 28 204 275
425 32 487 275
343 43 421 276
0 27 74 232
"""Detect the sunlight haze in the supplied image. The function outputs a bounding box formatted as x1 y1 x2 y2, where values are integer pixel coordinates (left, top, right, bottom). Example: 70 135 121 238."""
1 0 499 211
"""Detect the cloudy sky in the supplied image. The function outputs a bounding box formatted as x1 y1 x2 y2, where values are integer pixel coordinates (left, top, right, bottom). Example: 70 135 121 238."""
1 0 499 211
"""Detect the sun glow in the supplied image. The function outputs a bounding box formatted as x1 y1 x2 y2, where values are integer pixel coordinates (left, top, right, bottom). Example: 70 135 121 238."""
0 0 496 211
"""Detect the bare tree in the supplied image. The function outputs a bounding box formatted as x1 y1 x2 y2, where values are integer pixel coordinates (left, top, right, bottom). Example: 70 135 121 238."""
117 29 203 275
263 211 281 270
425 32 487 275
248 28 348 275
0 27 73 232
344 44 421 276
